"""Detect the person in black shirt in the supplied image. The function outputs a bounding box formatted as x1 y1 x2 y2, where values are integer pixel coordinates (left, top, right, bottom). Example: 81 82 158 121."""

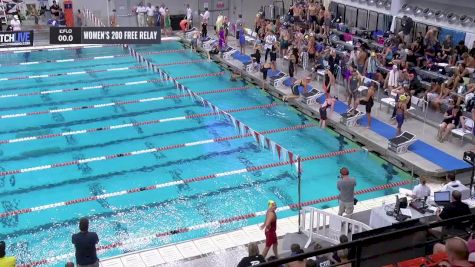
72 218 99 267
237 242 266 267
50 1 60 19
437 105 463 142
436 190 471 230
470 41 475 58
454 41 468 63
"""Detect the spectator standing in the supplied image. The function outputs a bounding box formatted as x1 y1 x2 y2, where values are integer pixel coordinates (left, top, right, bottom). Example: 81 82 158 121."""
159 4 166 30
0 241 16 267
164 8 171 36
76 9 83 27
72 218 99 267
110 9 118 27
200 7 210 37
50 0 60 19
136 2 146 27
237 242 266 267
10 15 21 31
185 4 192 29
146 3 156 27
337 167 356 217
260 200 278 258
412 177 431 199
441 173 464 191
400 15 413 44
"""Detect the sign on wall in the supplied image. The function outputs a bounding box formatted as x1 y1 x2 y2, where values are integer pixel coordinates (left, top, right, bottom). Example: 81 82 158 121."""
0 31 34 48
50 27 161 45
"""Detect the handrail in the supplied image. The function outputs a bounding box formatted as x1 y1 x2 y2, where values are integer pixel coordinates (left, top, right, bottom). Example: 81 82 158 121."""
299 206 372 248
257 213 475 267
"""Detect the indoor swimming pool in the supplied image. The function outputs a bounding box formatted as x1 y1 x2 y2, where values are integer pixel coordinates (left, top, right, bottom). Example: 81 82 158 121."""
0 41 411 266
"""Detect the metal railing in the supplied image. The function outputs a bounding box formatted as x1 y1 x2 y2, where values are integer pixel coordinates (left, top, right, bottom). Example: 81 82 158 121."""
299 206 372 249
257 213 475 267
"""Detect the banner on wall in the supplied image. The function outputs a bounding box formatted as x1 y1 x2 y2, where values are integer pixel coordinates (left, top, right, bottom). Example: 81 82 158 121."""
0 31 34 48
50 27 161 45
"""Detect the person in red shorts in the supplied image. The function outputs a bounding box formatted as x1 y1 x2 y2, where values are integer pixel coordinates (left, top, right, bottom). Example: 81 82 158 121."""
260 200 278 258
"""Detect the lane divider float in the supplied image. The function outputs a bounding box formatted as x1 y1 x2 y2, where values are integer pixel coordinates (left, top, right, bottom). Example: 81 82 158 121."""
0 44 118 54
0 65 145 82
18 179 411 267
0 71 225 119
0 103 279 176
0 123 318 218
0 54 130 67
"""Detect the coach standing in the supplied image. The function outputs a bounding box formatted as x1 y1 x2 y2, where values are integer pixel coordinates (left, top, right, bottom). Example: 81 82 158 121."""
337 167 356 217
72 218 99 267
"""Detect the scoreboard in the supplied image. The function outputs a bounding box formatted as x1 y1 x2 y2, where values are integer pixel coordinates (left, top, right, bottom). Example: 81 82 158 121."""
50 27 161 45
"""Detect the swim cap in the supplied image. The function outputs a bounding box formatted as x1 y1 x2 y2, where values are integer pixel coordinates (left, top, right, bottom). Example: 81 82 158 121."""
399 95 407 102
268 200 275 208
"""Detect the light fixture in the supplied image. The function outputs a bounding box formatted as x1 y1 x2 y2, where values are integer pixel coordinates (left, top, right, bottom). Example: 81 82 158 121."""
384 0 391 10
423 8 434 19
460 15 474 26
413 7 423 16
376 0 384 7
401 4 413 13
368 0 376 6
435 10 445 21
447 12 459 24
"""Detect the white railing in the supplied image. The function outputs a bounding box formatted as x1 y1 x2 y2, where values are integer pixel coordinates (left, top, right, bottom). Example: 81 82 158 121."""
299 206 372 248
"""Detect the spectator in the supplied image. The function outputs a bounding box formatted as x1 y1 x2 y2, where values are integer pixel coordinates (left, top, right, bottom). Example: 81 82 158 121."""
470 41 475 58
439 238 473 267
110 9 118 27
305 259 317 267
50 0 60 19
260 200 278 257
10 15 21 31
185 4 192 29
400 15 413 44
237 242 266 267
310 243 332 267
289 244 306 267
437 105 463 142
267 256 283 267
65 262 75 267
164 8 171 36
336 249 351 267
0 241 16 267
412 177 431 199
337 167 356 217
200 7 210 37
441 173 464 191
135 2 146 27
332 235 349 264
436 190 471 230
455 41 469 63
72 217 99 267
76 9 83 27
264 31 277 62
146 3 156 27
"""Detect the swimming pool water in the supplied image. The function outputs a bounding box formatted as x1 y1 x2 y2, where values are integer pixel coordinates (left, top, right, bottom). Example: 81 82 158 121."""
0 42 412 266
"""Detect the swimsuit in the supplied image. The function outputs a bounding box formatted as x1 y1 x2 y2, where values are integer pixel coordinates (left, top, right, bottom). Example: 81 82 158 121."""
265 215 277 247
396 105 404 129
360 94 374 113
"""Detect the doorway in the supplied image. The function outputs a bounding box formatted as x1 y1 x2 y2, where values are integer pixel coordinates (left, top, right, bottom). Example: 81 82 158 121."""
114 0 135 26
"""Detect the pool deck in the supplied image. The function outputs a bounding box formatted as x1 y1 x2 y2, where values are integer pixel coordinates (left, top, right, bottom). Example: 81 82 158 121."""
193 37 473 179
97 180 475 267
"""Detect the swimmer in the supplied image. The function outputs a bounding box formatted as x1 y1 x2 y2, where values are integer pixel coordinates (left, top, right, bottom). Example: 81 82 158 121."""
260 200 278 258
283 77 312 101
230 71 241 81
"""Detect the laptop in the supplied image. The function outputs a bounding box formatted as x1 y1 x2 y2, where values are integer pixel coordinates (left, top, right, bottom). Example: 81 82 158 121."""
434 191 451 207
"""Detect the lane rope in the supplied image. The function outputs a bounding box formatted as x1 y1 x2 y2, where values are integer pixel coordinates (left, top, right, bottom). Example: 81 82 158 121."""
0 54 130 67
153 59 209 67
140 49 188 55
0 72 227 100
0 103 279 176
0 71 225 119
0 44 118 54
18 179 411 267
127 46 302 172
0 86 254 144
0 123 318 218
0 65 145 81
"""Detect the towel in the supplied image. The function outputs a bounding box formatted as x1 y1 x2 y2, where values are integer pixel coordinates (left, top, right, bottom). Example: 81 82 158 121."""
388 70 399 87
465 33 475 49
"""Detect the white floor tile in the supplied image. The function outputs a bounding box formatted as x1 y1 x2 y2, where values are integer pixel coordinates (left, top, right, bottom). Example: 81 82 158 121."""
176 241 201 258
158 245 184 263
139 249 165 266
193 238 218 254
211 234 237 250
101 258 124 267
227 230 251 246
120 254 146 267
242 225 265 242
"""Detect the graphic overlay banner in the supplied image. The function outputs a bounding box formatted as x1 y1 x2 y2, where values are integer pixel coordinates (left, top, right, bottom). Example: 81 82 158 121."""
50 27 161 45
0 31 34 48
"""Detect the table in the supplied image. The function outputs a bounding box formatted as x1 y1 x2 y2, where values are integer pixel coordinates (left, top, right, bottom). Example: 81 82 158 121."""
369 205 433 229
